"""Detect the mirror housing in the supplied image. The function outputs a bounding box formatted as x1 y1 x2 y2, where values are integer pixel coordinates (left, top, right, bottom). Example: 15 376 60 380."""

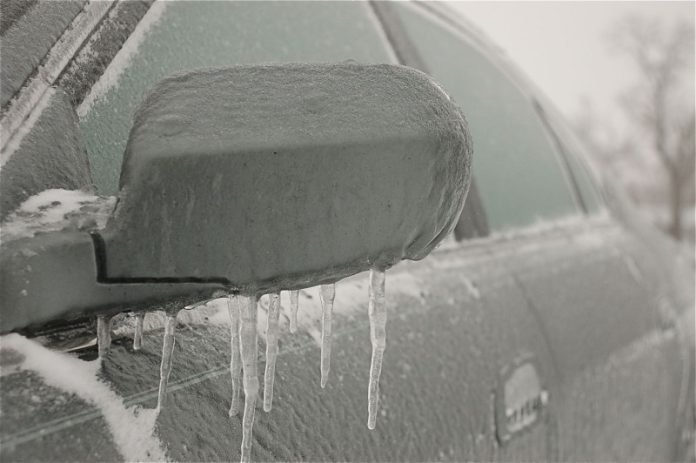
99 63 472 293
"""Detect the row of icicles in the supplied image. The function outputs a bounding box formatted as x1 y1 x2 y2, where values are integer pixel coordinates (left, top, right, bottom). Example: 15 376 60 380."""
95 268 388 463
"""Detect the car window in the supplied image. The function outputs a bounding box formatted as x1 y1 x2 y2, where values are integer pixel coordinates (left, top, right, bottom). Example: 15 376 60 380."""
79 1 393 195
393 4 580 232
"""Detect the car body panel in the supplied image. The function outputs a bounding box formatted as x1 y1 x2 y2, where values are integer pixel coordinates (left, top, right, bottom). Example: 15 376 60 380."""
4 219 605 461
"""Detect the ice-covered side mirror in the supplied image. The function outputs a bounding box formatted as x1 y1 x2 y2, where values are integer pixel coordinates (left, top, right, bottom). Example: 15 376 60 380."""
98 63 471 291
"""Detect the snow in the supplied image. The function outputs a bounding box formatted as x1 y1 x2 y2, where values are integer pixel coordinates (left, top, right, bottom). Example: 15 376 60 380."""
0 334 167 462
0 188 116 244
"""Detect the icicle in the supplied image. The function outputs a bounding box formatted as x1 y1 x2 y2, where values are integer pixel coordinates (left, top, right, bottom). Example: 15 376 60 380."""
263 292 281 412
228 295 242 417
156 314 177 411
319 284 335 388
367 268 387 430
97 315 112 359
239 295 259 463
289 290 299 333
133 313 145 351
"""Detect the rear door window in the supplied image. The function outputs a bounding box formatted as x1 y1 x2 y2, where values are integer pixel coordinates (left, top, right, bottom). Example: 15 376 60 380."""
393 4 580 232
79 1 393 195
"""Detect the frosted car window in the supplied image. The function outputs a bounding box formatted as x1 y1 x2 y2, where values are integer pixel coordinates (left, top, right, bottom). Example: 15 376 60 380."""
394 6 579 231
79 1 393 195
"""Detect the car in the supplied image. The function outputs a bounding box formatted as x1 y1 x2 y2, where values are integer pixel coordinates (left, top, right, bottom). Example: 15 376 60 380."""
0 1 693 462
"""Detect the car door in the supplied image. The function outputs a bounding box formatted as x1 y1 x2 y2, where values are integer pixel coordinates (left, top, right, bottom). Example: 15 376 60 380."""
390 3 687 461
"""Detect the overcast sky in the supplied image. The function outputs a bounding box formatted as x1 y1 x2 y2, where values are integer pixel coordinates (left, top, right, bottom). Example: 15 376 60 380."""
450 1 695 130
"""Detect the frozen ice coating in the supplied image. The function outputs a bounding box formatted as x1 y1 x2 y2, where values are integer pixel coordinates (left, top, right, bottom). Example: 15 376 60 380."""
228 295 242 417
99 63 472 293
263 292 281 412
319 283 336 388
156 314 177 411
239 295 259 463
289 290 299 333
97 315 111 359
367 268 387 430
0 189 116 243
1 334 167 461
133 313 144 351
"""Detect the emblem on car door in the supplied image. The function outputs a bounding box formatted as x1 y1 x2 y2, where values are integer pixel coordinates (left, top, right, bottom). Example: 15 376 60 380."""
495 355 549 444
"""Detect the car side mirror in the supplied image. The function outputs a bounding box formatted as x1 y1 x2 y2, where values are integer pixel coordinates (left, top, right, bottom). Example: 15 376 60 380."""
0 63 472 332
98 63 472 292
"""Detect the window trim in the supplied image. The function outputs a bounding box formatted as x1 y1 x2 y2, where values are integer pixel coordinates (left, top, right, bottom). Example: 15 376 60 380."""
0 1 114 165
369 0 491 240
